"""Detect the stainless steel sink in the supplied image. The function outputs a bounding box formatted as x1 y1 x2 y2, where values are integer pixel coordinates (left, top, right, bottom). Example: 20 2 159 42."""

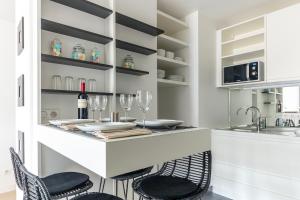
220 126 300 137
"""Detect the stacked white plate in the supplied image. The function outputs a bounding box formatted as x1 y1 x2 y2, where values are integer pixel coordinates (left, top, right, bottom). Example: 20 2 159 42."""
136 119 183 128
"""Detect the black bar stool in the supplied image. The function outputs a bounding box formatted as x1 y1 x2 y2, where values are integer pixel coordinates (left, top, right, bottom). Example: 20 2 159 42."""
99 167 153 199
10 147 93 199
132 151 212 200
18 162 122 200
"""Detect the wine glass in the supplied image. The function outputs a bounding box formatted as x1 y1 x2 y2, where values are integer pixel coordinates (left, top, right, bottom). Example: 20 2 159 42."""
136 90 152 128
88 97 97 119
95 95 108 122
120 94 134 122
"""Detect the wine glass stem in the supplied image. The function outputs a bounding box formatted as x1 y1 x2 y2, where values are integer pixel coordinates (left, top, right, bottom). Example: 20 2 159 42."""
125 110 127 121
92 111 95 120
143 112 146 128
99 111 102 122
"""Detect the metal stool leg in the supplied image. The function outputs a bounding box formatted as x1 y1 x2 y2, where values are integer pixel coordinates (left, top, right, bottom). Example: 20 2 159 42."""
113 180 118 196
132 178 135 200
99 177 106 193
121 180 129 199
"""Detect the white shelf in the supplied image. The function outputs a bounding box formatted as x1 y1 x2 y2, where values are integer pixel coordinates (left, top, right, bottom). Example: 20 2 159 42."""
157 56 188 68
157 78 189 87
222 45 265 60
157 10 188 35
222 29 265 45
158 34 188 50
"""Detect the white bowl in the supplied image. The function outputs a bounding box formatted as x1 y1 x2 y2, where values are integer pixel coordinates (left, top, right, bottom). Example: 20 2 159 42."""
157 49 166 57
157 69 166 79
166 51 175 59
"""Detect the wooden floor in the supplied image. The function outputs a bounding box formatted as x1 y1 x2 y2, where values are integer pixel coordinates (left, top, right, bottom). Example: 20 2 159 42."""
0 191 16 200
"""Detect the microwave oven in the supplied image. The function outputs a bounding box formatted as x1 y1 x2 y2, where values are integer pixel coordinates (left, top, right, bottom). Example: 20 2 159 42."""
223 61 264 85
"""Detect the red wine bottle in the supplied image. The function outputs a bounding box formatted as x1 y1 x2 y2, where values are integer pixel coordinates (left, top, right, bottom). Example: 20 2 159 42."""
78 82 88 119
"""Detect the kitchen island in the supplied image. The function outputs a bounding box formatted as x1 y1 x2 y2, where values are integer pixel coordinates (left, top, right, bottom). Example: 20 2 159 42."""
37 125 211 178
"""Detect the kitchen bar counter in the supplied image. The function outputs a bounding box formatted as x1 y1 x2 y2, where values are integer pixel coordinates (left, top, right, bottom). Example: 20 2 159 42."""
37 125 211 178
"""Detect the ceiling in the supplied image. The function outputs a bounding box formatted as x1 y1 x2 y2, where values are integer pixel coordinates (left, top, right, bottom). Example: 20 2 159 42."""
158 0 300 26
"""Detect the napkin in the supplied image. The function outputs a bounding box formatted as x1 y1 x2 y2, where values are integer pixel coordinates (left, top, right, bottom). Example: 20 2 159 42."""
95 128 152 140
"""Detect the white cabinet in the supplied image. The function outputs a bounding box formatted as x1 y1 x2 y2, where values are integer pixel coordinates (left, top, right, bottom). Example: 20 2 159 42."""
266 4 300 82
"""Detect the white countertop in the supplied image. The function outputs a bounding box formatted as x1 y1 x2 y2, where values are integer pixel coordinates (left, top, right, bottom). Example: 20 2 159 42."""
37 125 211 178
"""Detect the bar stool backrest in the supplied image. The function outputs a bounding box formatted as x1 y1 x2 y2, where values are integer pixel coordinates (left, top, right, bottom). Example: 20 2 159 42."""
9 147 24 190
160 151 212 193
19 164 52 200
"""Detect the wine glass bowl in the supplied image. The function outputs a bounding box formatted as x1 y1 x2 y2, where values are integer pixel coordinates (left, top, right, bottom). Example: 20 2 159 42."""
136 90 152 128
88 97 97 119
95 95 108 122
120 94 134 121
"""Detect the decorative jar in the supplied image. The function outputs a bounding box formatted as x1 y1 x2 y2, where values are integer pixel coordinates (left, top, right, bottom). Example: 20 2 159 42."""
50 38 62 56
90 48 101 63
123 55 135 69
72 44 86 61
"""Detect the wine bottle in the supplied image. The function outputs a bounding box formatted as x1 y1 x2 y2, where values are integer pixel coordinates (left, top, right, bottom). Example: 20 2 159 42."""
78 82 88 119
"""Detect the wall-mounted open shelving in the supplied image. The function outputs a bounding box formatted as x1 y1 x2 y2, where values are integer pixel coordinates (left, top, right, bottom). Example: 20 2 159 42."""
157 56 188 68
41 19 113 44
116 12 164 36
116 67 149 76
41 89 113 96
50 0 113 18
158 34 188 50
157 10 188 35
41 54 113 70
157 78 188 87
218 16 266 71
116 40 157 55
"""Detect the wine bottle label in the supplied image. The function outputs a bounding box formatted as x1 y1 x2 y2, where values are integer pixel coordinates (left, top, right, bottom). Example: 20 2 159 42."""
78 99 87 108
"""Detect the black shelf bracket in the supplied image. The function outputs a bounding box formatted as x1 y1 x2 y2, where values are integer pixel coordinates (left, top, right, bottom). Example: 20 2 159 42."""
116 12 164 36
50 0 113 19
41 19 113 44
116 40 157 55
42 54 113 71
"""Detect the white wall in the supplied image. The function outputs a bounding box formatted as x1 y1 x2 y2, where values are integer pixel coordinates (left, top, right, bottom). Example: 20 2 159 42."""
198 14 229 129
0 3 16 194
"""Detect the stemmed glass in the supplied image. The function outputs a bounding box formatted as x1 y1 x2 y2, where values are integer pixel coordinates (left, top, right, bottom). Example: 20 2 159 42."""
88 97 97 119
120 94 134 122
95 95 108 122
136 90 152 128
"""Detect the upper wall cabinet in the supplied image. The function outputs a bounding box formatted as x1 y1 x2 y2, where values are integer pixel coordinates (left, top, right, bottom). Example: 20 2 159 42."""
266 4 300 82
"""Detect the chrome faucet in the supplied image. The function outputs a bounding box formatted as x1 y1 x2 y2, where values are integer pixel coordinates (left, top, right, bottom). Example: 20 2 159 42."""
236 107 247 116
245 106 261 132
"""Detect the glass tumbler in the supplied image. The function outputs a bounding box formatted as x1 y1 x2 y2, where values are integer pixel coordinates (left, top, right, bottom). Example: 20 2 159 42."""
65 76 74 91
78 78 86 91
87 79 96 92
52 75 62 90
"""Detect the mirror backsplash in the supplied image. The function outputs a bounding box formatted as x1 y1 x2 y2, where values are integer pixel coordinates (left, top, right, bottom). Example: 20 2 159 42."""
230 86 300 128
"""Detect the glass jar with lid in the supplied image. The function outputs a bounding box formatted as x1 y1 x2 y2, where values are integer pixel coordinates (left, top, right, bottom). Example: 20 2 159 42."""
90 48 101 63
72 44 86 61
123 55 135 69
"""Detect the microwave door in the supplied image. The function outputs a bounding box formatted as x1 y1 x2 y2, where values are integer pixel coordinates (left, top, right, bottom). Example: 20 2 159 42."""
233 65 247 82
224 64 248 84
